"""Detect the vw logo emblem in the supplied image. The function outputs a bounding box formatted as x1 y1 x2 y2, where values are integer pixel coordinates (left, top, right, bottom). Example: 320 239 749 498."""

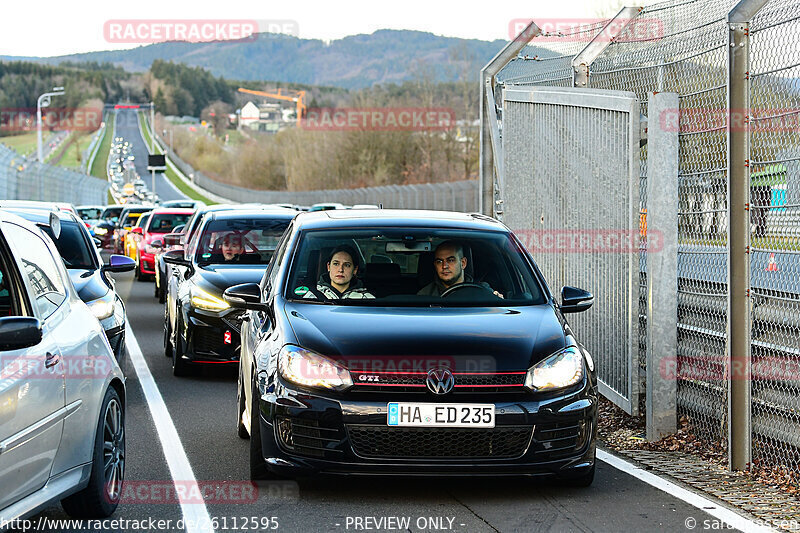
426 368 455 395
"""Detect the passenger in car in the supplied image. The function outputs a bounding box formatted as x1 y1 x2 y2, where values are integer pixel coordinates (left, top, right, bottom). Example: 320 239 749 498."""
208 232 259 264
302 245 374 300
417 240 503 298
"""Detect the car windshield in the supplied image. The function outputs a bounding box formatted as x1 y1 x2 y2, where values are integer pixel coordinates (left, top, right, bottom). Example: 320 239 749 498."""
148 213 192 233
42 221 95 270
101 207 123 223
285 228 546 306
78 208 103 220
122 213 142 227
195 217 290 265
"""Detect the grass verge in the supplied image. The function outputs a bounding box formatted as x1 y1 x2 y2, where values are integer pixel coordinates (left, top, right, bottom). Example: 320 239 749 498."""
90 114 114 180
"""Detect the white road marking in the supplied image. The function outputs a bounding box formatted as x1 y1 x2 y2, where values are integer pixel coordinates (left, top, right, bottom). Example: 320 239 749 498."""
126 325 215 533
598 449 776 533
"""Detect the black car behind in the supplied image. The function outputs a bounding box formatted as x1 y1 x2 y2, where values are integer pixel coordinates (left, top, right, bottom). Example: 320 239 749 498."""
163 208 296 376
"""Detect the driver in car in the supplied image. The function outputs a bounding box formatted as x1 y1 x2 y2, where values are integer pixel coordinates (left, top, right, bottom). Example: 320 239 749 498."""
417 241 503 298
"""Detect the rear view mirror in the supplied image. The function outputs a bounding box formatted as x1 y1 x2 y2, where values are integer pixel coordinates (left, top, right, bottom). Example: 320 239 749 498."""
0 317 43 351
385 241 431 253
560 286 594 313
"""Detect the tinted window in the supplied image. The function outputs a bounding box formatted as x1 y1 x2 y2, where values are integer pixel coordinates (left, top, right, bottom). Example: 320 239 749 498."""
195 217 290 265
42 222 95 270
135 213 151 229
148 213 192 233
285 228 546 306
2 223 67 319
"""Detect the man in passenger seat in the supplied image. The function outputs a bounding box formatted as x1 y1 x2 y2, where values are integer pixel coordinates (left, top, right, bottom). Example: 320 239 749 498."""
417 240 503 298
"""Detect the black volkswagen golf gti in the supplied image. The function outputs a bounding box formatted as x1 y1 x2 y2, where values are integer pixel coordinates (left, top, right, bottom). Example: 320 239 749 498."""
226 210 598 485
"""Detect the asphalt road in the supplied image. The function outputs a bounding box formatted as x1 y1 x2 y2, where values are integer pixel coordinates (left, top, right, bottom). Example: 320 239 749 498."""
11 265 746 533
113 108 186 203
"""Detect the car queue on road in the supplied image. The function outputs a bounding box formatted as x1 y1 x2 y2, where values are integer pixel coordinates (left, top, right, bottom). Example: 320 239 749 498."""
1 199 599 525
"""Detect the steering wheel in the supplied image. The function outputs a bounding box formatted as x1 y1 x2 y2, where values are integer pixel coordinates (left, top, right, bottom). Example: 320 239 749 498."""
440 282 496 298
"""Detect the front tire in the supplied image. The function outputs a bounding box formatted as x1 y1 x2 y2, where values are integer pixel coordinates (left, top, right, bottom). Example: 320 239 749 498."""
237 367 250 439
249 380 276 480
61 387 125 518
171 313 191 377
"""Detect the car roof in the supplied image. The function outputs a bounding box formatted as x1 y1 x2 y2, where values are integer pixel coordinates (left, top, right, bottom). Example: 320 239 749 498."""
1 206 79 223
292 209 504 232
0 209 64 237
209 208 297 221
121 206 153 214
148 208 196 215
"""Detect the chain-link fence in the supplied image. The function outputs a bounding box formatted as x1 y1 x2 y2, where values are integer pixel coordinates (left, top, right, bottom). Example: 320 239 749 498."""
748 0 800 477
486 0 800 475
0 143 109 205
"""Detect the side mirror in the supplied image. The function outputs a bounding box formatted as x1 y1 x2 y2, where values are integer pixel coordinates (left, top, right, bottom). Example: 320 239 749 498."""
131 227 144 235
223 283 268 311
560 286 594 314
163 249 191 267
150 239 164 249
0 317 43 351
164 233 183 247
93 237 103 249
102 254 136 273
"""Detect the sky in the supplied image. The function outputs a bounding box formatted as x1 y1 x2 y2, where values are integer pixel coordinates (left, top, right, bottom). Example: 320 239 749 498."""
0 0 634 57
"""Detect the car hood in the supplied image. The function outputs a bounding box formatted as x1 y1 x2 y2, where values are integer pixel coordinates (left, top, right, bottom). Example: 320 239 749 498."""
195 264 267 293
68 269 109 302
283 303 568 371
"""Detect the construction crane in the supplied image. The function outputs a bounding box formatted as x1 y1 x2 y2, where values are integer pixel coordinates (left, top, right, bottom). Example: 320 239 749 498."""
238 87 307 126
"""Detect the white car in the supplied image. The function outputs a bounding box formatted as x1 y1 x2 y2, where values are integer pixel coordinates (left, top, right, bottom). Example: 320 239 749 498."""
0 210 126 520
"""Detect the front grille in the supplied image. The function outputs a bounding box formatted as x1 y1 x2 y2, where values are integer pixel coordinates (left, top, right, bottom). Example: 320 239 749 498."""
275 417 344 459
347 425 532 459
350 372 527 393
530 420 589 460
193 328 225 355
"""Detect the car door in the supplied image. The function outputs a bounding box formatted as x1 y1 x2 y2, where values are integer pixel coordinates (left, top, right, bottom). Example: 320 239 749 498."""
0 222 67 511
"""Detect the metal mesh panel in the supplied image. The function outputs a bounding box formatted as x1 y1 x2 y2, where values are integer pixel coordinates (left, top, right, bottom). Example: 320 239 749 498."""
501 87 640 414
749 0 800 476
0 144 108 205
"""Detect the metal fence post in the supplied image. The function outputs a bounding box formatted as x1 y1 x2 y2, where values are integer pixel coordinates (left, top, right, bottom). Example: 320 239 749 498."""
727 0 768 471
646 92 679 440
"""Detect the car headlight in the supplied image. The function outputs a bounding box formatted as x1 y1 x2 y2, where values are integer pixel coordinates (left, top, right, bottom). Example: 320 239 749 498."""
94 227 108 236
190 285 229 311
88 292 116 320
524 346 584 392
278 345 353 392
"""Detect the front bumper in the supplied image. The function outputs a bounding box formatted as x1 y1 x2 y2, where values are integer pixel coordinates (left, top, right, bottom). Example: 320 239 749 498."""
256 379 597 478
139 252 156 274
181 305 246 363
